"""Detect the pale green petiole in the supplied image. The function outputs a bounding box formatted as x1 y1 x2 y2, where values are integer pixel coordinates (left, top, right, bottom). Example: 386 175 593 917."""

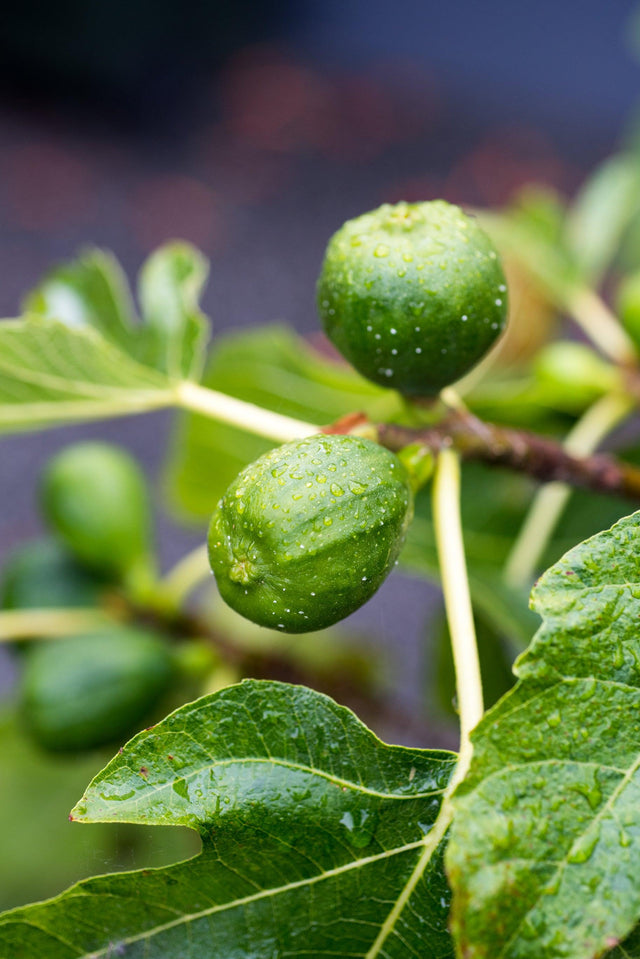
432 447 484 759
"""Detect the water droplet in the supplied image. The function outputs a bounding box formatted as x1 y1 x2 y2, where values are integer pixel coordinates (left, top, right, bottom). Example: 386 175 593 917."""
568 829 599 863
374 244 390 257
339 807 378 848
546 710 561 728
173 780 189 800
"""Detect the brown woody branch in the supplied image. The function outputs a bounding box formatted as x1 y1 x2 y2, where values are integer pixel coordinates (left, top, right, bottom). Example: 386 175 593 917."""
344 409 640 500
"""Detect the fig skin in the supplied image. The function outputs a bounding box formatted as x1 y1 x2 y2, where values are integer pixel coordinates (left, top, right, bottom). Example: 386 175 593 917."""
208 434 414 633
317 200 508 396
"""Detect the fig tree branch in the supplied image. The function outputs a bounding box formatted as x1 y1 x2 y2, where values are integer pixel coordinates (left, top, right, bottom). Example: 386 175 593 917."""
372 404 640 500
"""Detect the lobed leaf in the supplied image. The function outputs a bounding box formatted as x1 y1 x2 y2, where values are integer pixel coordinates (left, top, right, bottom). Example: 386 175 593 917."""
24 247 137 353
447 510 640 959
0 244 210 434
0 680 457 958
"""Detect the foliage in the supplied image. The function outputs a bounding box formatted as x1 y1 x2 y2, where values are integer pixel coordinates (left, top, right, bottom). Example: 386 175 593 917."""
1 155 640 959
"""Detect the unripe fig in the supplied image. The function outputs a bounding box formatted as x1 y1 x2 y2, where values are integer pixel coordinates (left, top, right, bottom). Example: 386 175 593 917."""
317 200 508 395
40 442 151 579
1 539 108 611
21 626 173 751
208 434 413 633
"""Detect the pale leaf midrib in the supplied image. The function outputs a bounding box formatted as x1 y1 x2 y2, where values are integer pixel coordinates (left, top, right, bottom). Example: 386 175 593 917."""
79 754 454 822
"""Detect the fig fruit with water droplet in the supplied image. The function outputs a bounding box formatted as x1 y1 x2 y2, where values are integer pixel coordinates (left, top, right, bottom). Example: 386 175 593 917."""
208 434 413 633
317 200 508 395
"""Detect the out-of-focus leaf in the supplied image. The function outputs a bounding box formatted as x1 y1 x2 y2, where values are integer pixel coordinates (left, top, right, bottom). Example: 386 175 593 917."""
137 242 210 381
24 248 136 353
0 317 174 432
0 245 213 434
164 324 402 521
25 243 209 381
565 153 640 285
481 188 579 305
0 681 457 958
447 510 640 959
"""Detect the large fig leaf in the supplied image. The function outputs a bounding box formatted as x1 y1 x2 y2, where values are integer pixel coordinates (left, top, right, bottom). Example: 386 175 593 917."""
0 681 457 958
447 510 640 959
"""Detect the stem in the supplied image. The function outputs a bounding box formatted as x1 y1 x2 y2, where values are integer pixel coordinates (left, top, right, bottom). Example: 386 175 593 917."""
504 391 635 590
0 608 113 641
175 381 318 443
432 449 484 753
568 287 637 365
439 386 468 413
160 544 212 606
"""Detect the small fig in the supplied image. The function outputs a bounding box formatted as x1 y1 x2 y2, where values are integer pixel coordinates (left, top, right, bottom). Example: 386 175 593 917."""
21 626 173 752
208 434 413 633
1 539 108 611
533 342 620 407
39 442 151 579
317 200 508 395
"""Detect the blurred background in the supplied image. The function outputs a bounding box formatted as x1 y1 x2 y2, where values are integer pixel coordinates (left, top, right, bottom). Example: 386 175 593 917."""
1 0 640 910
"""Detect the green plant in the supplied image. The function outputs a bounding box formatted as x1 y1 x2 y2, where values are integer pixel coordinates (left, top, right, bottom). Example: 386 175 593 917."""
3 164 640 958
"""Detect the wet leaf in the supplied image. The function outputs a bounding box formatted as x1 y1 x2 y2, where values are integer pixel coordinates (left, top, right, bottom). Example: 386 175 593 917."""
447 510 640 958
0 680 457 958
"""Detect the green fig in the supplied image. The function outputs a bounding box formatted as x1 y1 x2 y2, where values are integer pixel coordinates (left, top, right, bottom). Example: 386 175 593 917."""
317 200 508 395
21 626 173 752
40 442 152 579
208 434 413 633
